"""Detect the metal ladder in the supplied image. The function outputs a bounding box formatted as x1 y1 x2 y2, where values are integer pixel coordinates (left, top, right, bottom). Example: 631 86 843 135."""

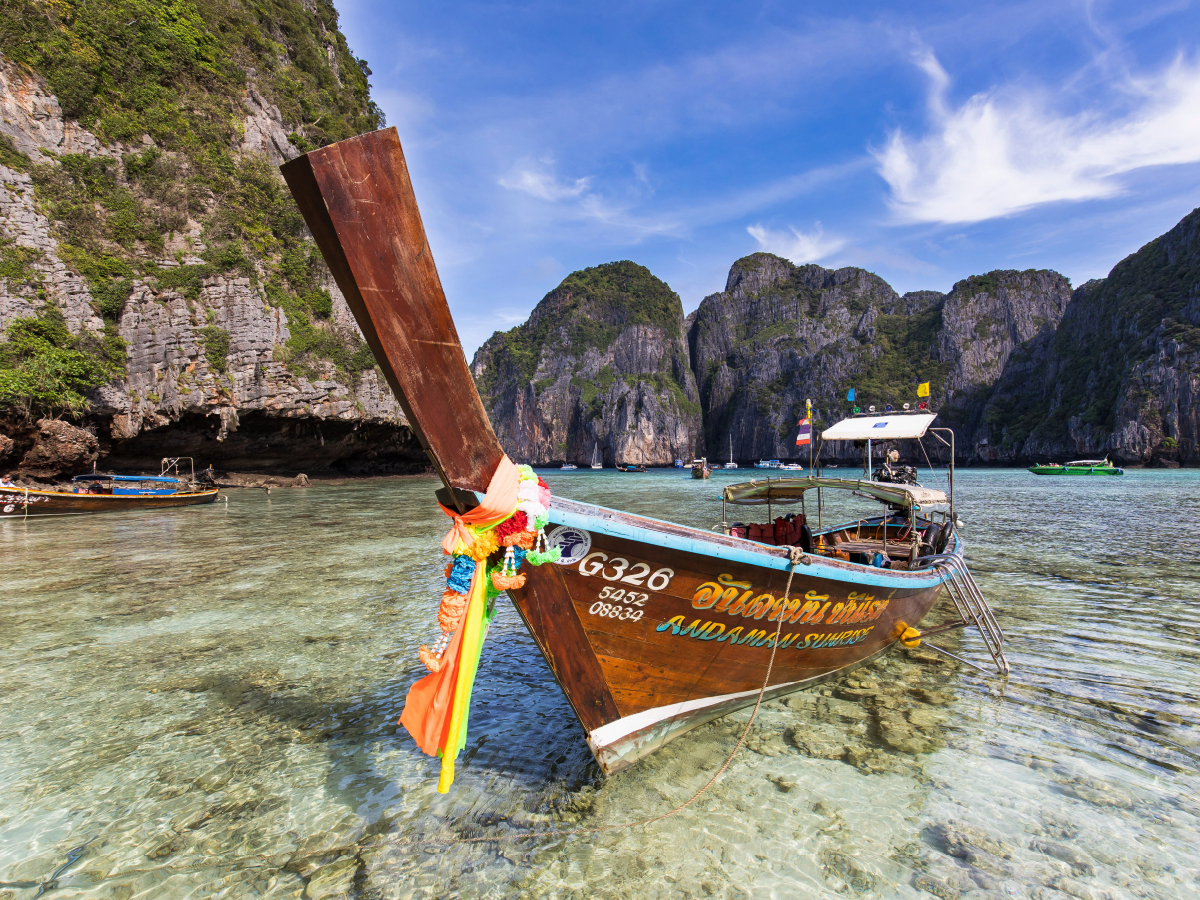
914 553 1010 675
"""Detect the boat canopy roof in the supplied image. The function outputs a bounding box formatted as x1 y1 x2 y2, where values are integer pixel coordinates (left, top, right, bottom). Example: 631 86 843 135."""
72 474 180 483
821 412 937 442
1064 459 1108 466
723 475 949 513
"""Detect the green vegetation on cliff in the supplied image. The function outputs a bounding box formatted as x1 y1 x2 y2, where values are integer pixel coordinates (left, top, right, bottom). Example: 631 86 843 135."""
0 303 124 417
478 261 683 395
846 306 949 408
0 0 383 408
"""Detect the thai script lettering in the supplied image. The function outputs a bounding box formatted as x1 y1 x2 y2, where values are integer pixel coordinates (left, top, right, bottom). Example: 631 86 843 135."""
691 578 889 626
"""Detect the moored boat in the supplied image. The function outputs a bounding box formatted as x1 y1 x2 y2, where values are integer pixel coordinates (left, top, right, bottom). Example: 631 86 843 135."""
0 470 218 518
281 128 1007 776
691 457 712 479
1029 458 1123 475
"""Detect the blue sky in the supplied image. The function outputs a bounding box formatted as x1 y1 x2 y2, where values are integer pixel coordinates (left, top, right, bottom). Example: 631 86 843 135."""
335 0 1200 353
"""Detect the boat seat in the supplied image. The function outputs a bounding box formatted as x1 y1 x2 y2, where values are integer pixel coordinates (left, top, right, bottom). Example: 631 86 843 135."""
738 514 812 551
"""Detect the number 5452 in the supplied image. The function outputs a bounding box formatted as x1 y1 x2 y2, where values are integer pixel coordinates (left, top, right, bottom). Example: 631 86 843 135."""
578 551 674 591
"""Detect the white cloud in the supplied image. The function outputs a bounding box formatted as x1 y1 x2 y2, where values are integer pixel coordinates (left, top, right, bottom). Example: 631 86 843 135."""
492 308 530 326
877 53 1200 224
498 162 591 201
746 222 845 264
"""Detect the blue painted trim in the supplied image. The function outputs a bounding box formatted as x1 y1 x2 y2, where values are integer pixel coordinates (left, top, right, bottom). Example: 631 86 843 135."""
547 503 953 590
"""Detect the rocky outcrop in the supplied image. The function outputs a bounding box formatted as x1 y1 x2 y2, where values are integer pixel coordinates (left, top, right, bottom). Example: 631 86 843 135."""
471 261 703 466
14 418 98 478
931 271 1072 452
975 207 1200 465
686 255 1070 462
0 11 425 479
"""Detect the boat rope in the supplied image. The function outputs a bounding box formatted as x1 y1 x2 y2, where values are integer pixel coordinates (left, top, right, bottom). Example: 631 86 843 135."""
43 548 807 887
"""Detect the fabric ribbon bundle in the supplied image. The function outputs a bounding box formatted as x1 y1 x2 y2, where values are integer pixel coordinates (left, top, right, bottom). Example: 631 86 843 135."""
399 457 560 792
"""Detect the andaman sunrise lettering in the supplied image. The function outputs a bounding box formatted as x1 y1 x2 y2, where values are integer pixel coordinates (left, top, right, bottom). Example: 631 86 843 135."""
691 580 890 626
655 616 873 650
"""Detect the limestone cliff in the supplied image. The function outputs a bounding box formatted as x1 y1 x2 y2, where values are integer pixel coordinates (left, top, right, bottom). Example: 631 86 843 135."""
0 1 423 477
471 261 703 466
687 255 1070 462
974 207 1200 466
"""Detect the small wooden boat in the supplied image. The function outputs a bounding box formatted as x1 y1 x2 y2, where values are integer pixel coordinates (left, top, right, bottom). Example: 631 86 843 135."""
691 457 712 479
0 471 218 518
281 128 1007 774
616 464 647 473
1029 458 1123 476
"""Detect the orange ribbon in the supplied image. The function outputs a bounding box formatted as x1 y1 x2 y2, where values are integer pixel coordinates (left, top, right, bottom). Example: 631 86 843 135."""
438 456 521 556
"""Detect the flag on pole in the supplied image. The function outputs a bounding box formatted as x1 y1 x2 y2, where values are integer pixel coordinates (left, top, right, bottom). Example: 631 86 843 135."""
847 388 855 402
917 382 930 398
796 417 811 447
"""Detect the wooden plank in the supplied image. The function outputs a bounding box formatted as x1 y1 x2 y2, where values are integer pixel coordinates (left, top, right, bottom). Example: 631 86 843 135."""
280 129 504 495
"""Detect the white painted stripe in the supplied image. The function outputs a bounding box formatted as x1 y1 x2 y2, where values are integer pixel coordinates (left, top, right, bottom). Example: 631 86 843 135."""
588 680 805 749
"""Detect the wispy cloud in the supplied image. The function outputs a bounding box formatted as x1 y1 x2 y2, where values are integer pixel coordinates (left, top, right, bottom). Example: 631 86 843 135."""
498 161 592 201
746 222 845 264
492 307 531 326
877 52 1200 223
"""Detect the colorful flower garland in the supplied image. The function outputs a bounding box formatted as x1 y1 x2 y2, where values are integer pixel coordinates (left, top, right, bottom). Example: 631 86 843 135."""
399 459 560 792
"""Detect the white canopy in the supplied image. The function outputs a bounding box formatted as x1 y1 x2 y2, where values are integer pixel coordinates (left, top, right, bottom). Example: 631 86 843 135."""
723 476 950 513
821 412 937 442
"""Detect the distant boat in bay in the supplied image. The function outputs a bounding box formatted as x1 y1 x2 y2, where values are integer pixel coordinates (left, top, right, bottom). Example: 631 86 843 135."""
1029 458 1123 476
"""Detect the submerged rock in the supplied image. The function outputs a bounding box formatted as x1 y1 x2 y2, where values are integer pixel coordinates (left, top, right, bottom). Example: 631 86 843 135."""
303 855 358 899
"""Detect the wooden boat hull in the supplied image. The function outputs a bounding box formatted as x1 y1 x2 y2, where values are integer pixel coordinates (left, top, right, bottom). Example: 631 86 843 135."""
280 128 961 775
508 497 950 774
0 487 220 517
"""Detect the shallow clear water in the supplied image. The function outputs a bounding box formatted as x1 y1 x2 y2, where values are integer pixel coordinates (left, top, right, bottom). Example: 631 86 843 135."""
0 468 1197 899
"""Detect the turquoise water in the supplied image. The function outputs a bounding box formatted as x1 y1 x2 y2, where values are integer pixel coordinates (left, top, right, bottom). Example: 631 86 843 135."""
0 468 1196 898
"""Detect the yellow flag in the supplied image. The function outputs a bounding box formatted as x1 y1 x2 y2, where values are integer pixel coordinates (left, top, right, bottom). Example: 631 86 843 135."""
917 382 930 397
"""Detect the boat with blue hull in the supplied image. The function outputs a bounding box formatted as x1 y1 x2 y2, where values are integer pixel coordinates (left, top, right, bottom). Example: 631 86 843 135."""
281 127 1007 775
0 473 218 518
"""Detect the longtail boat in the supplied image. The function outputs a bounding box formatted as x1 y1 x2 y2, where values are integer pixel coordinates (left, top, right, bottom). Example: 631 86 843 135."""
1029 458 1124 476
280 128 1007 776
0 463 218 519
